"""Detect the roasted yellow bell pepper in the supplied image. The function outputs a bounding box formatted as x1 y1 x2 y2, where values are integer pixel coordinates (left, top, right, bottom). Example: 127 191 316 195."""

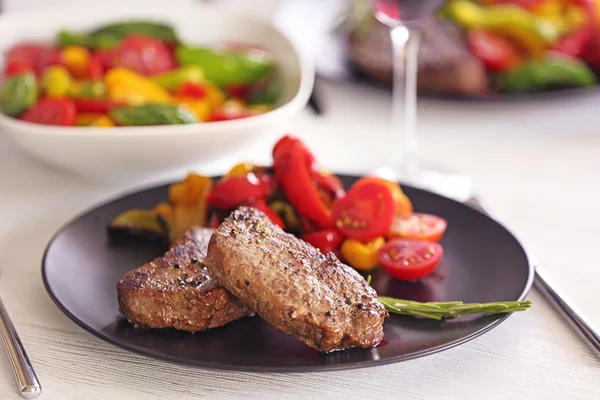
42 66 72 98
340 237 386 271
168 173 213 243
204 83 226 108
533 0 587 35
446 0 560 56
104 67 173 105
61 45 91 79
224 162 256 179
172 95 212 122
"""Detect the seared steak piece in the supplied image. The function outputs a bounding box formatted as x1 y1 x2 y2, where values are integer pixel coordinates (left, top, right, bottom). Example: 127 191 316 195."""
204 207 388 352
348 17 489 95
117 227 251 332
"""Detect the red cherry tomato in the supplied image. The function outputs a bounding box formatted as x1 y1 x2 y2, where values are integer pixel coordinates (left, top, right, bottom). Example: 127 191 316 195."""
87 53 104 80
467 31 521 72
97 34 176 76
379 239 443 281
4 59 34 77
226 84 250 99
5 43 47 63
387 213 447 242
206 173 273 210
332 181 395 241
21 98 77 126
245 198 285 229
301 229 344 255
312 171 346 200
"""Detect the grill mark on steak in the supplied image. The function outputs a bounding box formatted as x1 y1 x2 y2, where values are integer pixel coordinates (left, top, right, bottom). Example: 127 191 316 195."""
117 227 251 332
204 207 389 352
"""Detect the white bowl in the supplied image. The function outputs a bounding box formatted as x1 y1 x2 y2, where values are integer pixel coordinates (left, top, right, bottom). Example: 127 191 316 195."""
0 4 314 181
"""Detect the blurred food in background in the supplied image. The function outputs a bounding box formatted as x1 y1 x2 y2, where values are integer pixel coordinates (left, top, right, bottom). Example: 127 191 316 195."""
1 21 282 127
338 0 600 96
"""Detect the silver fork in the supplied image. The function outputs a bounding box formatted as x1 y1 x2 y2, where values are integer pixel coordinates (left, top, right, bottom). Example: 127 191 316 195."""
0 297 41 398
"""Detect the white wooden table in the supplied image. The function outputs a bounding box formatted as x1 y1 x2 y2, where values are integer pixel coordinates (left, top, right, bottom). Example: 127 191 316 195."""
1 78 599 399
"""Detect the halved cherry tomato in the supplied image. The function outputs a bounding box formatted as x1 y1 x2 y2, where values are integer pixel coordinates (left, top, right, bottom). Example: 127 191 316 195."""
301 229 344 255
274 140 332 229
245 198 285 228
387 213 447 242
97 34 176 76
332 180 395 241
353 176 412 217
87 53 103 80
467 31 521 72
21 98 76 126
379 239 443 281
73 98 123 114
206 173 273 210
175 82 208 99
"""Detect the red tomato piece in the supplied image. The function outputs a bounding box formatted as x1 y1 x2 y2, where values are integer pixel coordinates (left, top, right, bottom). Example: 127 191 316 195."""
21 98 77 126
467 31 521 72
245 198 285 228
209 107 258 122
387 213 447 242
175 82 208 99
206 173 272 210
274 141 333 229
4 59 35 77
73 98 123 114
36 48 65 73
226 84 250 99
331 180 395 241
379 239 443 281
97 34 176 76
301 229 344 255
5 43 47 63
87 53 104 80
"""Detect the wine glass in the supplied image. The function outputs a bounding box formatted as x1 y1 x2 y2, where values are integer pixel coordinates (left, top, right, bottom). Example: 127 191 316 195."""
369 0 472 202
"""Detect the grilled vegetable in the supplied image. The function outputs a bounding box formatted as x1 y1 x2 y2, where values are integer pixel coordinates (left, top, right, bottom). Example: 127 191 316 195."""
340 237 386 271
1 72 38 116
109 104 197 126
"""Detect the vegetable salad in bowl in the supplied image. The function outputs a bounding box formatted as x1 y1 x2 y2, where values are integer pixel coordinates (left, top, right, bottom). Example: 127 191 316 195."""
1 21 282 127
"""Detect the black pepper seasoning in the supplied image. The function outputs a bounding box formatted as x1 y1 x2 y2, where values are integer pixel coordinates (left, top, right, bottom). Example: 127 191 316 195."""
245 280 250 287
190 258 198 264
325 311 332 317
174 263 181 269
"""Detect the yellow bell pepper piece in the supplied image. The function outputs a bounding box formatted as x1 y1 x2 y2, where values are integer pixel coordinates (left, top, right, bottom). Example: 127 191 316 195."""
61 45 91 79
224 162 256 179
447 0 559 57
168 173 213 206
340 237 386 271
42 66 72 98
152 201 174 220
168 173 213 243
90 115 115 128
104 67 173 105
75 113 103 126
533 0 587 35
204 83 226 108
172 95 212 122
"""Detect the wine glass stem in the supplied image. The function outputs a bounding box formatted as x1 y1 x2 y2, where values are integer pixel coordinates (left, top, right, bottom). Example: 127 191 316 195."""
390 25 421 179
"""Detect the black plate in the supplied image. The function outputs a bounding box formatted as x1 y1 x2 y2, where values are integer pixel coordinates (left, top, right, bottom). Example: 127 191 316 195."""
42 175 533 372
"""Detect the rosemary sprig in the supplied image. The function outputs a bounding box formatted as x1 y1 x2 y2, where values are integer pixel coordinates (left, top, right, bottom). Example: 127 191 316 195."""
378 297 532 320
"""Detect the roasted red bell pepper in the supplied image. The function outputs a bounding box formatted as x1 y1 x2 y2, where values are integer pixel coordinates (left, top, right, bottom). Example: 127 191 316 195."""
273 135 316 168
467 30 521 72
206 172 274 210
582 35 600 68
73 98 123 114
175 82 208 99
301 229 344 255
245 198 285 228
273 138 333 229
88 53 103 80
312 171 346 200
551 0 596 58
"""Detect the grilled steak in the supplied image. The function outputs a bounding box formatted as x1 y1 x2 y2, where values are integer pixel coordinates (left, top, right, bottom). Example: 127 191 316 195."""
204 207 388 352
117 227 251 332
348 17 489 95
